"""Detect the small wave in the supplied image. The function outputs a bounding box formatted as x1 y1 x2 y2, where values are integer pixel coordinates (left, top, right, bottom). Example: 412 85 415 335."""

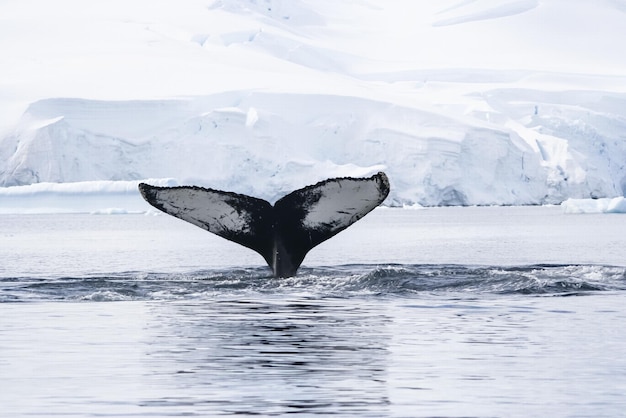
1 264 625 302
315 264 626 296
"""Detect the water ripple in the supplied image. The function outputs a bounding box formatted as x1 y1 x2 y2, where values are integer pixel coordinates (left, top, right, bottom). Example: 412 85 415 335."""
1 264 625 302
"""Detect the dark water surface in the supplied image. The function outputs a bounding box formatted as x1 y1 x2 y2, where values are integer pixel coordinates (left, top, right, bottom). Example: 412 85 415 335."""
2 263 626 302
2 208 626 417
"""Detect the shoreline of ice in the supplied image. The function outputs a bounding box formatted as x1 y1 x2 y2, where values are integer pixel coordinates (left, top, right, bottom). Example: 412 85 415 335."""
561 197 626 214
0 179 173 215
2 180 624 215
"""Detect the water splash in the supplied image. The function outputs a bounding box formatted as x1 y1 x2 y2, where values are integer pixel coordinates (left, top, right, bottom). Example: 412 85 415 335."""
1 264 625 302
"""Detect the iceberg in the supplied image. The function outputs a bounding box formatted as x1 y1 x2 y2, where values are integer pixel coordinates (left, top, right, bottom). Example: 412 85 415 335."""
1 1 626 208
562 197 626 214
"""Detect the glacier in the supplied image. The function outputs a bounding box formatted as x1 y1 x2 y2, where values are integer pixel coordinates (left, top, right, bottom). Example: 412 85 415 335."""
1 0 626 211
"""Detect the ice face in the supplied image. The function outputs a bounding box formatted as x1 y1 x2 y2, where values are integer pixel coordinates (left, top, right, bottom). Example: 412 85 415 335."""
1 1 626 207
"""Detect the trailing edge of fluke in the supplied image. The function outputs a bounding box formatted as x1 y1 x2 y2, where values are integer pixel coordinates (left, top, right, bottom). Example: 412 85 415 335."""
138 172 390 277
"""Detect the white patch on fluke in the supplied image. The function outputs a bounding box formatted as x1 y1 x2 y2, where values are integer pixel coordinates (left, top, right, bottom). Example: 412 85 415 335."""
302 179 382 229
152 188 250 234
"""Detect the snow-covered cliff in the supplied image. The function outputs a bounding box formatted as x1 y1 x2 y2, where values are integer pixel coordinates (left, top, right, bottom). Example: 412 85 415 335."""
1 0 626 206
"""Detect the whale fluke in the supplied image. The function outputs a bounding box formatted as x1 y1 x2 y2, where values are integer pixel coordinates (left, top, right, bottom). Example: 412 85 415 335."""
138 172 390 277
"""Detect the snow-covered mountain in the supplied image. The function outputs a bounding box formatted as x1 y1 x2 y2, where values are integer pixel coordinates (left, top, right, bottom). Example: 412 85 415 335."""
1 0 626 206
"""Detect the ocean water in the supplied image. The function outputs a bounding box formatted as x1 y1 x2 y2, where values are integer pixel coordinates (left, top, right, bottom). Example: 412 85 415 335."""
1 206 626 417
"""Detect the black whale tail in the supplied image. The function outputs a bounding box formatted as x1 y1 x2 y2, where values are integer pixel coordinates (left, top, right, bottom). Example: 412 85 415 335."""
138 172 390 277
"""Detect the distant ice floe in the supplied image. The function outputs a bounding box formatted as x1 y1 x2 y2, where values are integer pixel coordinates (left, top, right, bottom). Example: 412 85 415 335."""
562 197 626 214
0 178 177 195
0 179 176 214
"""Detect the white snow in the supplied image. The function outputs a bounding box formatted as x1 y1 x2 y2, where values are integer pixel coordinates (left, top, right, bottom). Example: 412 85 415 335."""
1 0 626 212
